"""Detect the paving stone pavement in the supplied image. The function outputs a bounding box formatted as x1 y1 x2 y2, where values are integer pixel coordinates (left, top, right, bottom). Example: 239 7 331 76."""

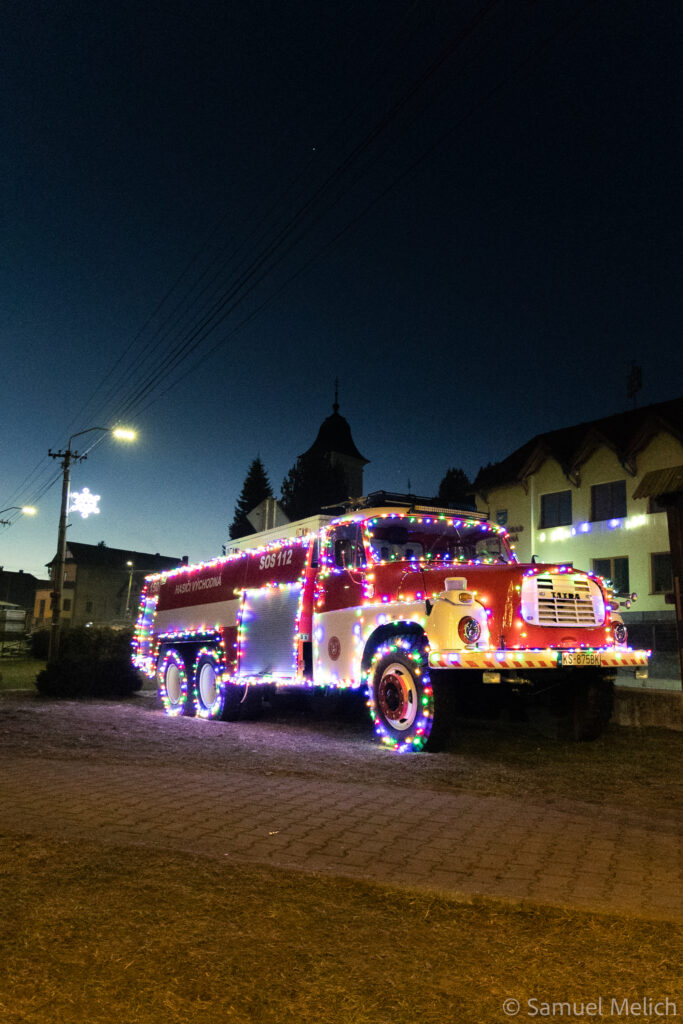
1 694 681 921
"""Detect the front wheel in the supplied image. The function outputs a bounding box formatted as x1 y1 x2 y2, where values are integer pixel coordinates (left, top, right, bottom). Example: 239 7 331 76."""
366 637 450 752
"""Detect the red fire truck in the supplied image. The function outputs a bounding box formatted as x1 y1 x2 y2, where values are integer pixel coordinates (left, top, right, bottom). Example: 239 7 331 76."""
132 495 649 752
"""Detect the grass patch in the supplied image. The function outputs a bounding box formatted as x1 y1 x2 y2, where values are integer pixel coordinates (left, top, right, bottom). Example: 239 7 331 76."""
0 835 680 1024
0 658 44 691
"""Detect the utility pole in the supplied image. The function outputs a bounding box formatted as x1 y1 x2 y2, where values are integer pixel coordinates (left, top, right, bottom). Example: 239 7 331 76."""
47 445 87 661
46 424 137 661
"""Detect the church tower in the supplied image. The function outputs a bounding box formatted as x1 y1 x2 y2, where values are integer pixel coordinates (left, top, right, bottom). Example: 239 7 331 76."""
300 382 368 498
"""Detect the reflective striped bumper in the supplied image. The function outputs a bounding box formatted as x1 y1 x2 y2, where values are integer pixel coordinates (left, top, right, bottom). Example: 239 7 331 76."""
427 648 651 670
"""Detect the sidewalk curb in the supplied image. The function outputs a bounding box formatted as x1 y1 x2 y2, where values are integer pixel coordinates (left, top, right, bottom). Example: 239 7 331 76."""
614 686 683 730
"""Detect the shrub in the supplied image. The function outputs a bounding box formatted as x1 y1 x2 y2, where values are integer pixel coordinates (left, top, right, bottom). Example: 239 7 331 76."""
35 626 142 699
31 629 50 659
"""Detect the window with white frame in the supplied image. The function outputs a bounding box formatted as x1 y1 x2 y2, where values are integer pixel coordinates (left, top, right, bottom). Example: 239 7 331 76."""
592 556 629 596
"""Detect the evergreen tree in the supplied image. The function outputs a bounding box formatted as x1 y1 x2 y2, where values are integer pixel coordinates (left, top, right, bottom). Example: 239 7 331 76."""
436 466 472 508
229 457 274 539
280 452 348 522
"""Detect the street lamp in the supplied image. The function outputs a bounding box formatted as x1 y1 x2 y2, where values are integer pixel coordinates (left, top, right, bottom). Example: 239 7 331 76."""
48 426 136 661
0 506 37 526
125 561 135 618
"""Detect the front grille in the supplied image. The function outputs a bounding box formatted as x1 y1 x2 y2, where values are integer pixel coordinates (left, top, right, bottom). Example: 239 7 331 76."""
521 573 604 627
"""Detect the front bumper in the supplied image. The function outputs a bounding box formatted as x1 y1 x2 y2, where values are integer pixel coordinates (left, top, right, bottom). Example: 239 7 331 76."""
428 648 651 671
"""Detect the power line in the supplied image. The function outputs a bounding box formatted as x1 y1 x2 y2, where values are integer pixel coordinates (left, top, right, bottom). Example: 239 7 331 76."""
95 1 505 425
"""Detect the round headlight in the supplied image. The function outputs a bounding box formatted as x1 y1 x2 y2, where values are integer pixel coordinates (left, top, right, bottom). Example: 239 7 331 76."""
458 616 481 644
613 622 627 645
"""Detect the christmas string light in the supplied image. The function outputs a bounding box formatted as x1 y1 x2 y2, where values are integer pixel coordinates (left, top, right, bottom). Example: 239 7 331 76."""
132 503 650 748
363 636 434 753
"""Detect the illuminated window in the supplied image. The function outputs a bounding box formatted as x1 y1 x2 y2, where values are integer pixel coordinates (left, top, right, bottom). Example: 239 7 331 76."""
593 556 629 595
591 480 626 522
651 552 673 594
540 490 572 528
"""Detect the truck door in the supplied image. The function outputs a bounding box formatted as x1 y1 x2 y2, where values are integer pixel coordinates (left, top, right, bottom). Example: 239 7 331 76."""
313 523 366 685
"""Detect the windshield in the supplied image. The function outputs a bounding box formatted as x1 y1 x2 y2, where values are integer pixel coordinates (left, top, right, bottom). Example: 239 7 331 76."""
362 516 516 565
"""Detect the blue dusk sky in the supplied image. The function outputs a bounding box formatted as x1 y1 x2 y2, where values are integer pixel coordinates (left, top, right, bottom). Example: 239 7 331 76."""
2 0 682 578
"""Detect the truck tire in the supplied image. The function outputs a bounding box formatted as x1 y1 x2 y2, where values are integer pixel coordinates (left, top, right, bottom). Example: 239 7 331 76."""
157 649 194 717
191 648 226 720
528 672 614 741
569 673 614 740
366 636 449 752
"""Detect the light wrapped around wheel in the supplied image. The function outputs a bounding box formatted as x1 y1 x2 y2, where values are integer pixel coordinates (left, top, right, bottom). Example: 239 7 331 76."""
613 622 627 644
458 615 481 644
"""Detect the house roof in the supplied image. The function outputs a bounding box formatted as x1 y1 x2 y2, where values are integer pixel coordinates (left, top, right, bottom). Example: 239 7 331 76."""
50 542 183 573
301 401 368 464
633 465 683 501
474 395 683 494
0 570 42 610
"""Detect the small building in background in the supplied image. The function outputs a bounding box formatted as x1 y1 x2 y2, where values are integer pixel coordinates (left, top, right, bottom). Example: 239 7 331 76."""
35 542 184 629
0 601 27 653
474 396 683 674
0 569 43 630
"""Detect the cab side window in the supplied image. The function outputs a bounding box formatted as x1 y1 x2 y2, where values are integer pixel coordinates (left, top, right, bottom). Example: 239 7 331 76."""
332 524 366 569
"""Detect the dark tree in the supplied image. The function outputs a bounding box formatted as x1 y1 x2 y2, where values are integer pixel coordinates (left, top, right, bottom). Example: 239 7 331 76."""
229 457 274 539
280 452 348 522
436 467 472 508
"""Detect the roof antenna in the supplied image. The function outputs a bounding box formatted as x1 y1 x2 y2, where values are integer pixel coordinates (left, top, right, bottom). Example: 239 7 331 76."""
333 377 339 414
627 362 642 410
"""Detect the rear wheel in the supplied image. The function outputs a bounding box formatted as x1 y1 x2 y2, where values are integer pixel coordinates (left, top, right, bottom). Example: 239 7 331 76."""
191 648 226 719
528 672 614 741
157 649 193 717
366 636 450 752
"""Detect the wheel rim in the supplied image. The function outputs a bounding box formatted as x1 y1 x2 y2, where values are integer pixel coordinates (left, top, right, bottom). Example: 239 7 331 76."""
198 662 217 708
165 662 182 706
377 662 418 731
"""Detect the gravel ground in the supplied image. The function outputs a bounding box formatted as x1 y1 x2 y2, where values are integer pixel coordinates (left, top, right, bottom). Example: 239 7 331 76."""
1 688 681 827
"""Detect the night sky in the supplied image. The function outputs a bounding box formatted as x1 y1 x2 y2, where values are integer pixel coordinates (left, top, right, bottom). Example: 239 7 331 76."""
2 0 682 578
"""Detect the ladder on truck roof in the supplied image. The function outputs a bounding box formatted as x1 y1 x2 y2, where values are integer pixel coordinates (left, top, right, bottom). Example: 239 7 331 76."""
325 491 486 520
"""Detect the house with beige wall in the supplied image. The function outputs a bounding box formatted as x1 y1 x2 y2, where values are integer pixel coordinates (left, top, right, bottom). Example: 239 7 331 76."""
474 396 682 665
34 542 184 629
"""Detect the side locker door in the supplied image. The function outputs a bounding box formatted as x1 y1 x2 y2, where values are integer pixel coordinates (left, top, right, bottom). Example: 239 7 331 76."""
295 538 318 681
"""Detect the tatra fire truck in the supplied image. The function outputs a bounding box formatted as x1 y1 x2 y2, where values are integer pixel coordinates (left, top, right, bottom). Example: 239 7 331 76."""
133 494 650 752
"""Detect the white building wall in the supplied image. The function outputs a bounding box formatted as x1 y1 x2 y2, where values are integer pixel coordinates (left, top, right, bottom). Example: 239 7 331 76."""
477 431 682 616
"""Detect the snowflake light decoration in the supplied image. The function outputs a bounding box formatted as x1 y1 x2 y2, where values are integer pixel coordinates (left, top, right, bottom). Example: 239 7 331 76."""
69 487 101 519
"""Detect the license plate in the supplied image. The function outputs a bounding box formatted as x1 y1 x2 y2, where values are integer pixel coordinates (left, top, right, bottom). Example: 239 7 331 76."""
559 651 601 667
